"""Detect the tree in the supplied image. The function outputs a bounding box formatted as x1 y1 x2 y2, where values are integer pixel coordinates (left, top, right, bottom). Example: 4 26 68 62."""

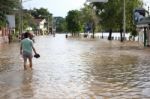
0 12 7 27
23 10 36 30
92 0 143 40
30 8 52 18
54 17 67 33
131 25 138 41
0 0 19 13
0 0 19 27
80 4 99 38
16 8 52 34
30 8 52 33
66 10 82 36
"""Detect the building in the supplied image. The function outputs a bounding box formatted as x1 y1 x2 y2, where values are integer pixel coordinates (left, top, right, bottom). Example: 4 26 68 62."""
0 15 15 44
34 18 47 35
0 27 10 44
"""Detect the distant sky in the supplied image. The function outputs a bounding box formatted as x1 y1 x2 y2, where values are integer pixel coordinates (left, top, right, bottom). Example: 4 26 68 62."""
143 0 150 8
23 0 150 18
23 0 85 17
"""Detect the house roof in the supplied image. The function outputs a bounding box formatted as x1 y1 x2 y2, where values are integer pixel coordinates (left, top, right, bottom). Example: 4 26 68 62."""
34 18 45 24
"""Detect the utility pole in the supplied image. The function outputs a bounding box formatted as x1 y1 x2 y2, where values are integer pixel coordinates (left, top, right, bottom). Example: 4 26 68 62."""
123 0 126 40
148 6 149 16
51 16 53 34
19 0 23 34
19 0 33 34
47 16 49 34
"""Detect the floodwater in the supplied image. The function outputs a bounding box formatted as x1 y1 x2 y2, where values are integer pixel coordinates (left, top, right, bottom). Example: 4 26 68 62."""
0 34 150 99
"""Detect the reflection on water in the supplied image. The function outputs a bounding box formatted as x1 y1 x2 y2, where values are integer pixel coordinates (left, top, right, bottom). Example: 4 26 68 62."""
0 71 34 99
0 34 150 98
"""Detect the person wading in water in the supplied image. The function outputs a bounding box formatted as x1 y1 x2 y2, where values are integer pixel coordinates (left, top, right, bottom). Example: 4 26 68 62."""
20 32 38 70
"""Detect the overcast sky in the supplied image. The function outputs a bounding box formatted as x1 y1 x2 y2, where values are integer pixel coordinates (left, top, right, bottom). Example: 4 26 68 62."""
23 0 85 17
23 0 150 18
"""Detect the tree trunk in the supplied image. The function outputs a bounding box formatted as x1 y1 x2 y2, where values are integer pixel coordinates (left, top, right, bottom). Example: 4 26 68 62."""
92 28 95 38
108 29 112 40
92 23 95 38
120 28 123 42
144 27 147 47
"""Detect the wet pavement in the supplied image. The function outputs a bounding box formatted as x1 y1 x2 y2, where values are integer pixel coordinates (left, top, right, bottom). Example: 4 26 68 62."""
0 34 150 99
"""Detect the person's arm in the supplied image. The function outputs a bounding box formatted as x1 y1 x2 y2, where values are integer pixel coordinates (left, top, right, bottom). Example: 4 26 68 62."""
32 46 37 54
31 41 37 54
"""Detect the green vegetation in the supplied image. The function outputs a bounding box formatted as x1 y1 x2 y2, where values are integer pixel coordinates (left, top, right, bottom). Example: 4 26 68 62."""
0 12 7 27
28 8 52 31
80 4 99 38
54 17 67 33
0 0 144 39
66 10 82 36
91 0 143 40
92 0 143 32
0 0 19 28
64 0 143 38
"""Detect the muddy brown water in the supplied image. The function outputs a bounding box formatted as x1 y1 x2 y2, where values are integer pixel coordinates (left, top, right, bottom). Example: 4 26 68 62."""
0 34 150 99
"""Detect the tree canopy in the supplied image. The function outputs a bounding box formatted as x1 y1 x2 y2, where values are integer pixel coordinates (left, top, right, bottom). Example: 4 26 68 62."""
92 0 143 32
54 17 67 33
30 8 52 19
0 0 19 27
66 10 82 35
80 4 99 37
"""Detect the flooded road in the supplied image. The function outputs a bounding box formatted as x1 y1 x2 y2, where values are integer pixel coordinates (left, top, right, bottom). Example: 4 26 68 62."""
0 34 150 99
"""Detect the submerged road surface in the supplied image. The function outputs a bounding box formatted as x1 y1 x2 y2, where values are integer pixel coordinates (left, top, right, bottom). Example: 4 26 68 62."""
0 34 150 99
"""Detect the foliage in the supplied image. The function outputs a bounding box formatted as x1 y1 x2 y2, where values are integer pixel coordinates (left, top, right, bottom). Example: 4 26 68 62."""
14 10 36 32
80 4 94 24
54 17 67 33
30 8 52 29
0 0 19 13
92 0 143 32
30 8 52 19
131 26 138 37
23 11 36 30
0 12 7 27
0 0 19 27
80 4 99 38
81 4 99 29
66 10 82 35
